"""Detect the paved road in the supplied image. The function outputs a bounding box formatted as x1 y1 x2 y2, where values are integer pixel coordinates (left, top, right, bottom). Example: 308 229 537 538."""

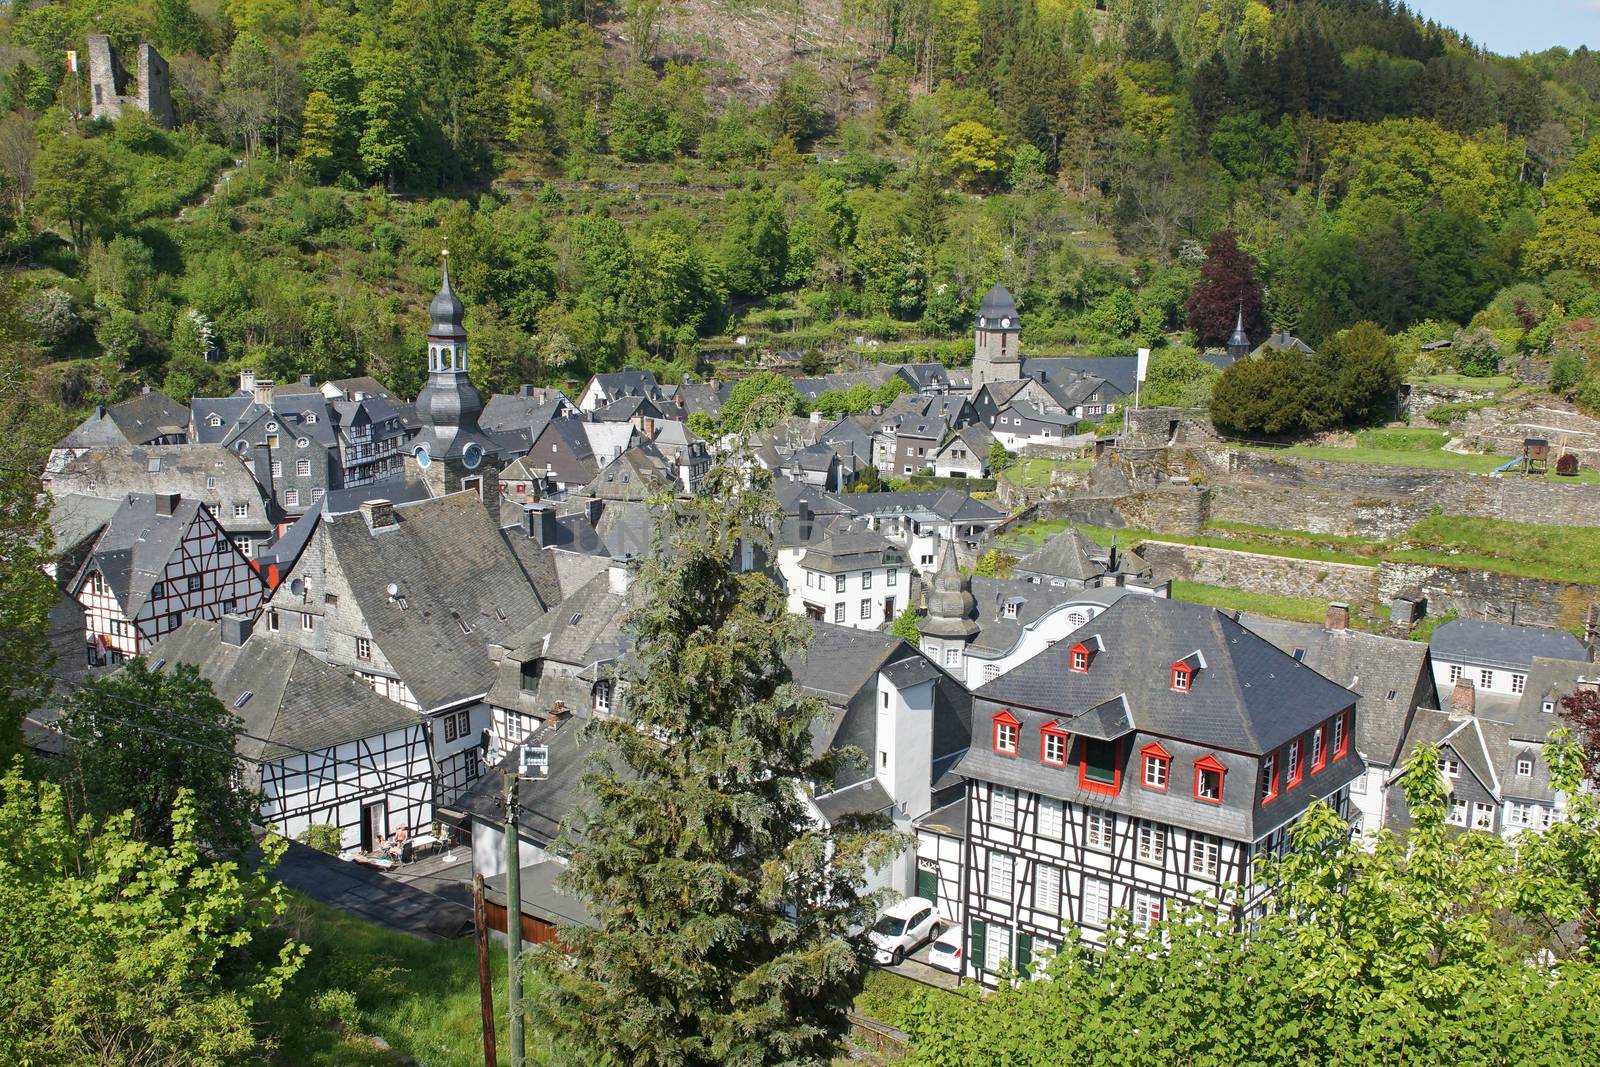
269 839 474 940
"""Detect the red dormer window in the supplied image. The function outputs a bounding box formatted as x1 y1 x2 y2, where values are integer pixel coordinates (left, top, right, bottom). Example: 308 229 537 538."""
993 710 1020 756
1310 724 1327 773
1041 721 1069 767
1171 663 1192 691
1194 755 1226 804
1070 643 1090 673
1334 710 1350 760
1141 742 1171 791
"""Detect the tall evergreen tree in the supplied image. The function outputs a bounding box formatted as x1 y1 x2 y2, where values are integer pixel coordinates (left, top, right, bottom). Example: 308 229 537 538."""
530 447 902 1067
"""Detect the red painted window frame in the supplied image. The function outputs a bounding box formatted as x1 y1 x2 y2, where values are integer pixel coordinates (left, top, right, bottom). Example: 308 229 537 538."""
1069 643 1090 673
1194 755 1226 804
1140 742 1172 791
1287 737 1305 788
1334 711 1351 760
993 710 1021 757
1310 724 1328 773
1078 737 1122 796
1040 721 1069 767
1261 752 1279 804
1171 663 1192 692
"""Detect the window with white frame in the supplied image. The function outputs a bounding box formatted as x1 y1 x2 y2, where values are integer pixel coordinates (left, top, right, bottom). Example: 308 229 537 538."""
990 786 1016 827
1037 796 1063 838
1507 802 1538 828
1043 728 1067 766
944 647 960 667
1449 664 1462 683
984 663 999 683
862 571 872 590
355 637 371 660
1190 833 1221 878
833 603 844 623
1086 809 1113 849
1471 802 1494 830
267 610 280 632
270 461 282 478
984 923 1010 971
594 681 611 713
1035 864 1062 915
1136 821 1166 863
987 851 1014 899
1438 755 1460 777
284 489 299 507
1309 728 1324 769
300 612 314 631
1447 797 1468 826
1511 673 1526 694
834 575 845 593
1143 752 1169 789
860 599 872 620
234 504 248 518
1517 756 1533 776
1133 891 1161 931
1082 877 1111 927
1479 669 1494 689
297 458 311 477
444 714 459 742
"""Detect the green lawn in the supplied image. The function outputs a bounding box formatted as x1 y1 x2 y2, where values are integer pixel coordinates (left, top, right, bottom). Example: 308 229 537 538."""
1408 373 1516 389
1393 515 1600 586
266 896 529 1067
1170 581 1371 627
1240 441 1600 483
1355 427 1452 451
998 457 1092 489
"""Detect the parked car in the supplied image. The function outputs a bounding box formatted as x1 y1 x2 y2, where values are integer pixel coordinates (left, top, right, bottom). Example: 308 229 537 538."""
927 925 963 974
869 896 938 965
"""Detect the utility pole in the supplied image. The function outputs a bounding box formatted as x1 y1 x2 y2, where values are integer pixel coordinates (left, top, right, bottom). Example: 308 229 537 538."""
472 875 498 1067
504 771 524 1067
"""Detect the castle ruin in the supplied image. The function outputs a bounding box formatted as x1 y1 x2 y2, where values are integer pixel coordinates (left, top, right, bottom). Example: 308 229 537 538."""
87 36 174 129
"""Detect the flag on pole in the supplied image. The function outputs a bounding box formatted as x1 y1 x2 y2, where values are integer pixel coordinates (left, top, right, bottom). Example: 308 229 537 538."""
66 50 78 73
1136 348 1151 383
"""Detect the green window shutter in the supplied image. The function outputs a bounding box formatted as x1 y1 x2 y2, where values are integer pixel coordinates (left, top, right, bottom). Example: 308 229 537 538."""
1016 932 1033 976
970 920 987 970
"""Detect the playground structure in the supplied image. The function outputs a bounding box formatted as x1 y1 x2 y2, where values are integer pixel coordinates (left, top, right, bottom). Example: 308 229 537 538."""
1495 437 1559 476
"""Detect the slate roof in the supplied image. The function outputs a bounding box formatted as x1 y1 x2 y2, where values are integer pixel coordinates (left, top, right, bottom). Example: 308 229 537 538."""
324 376 394 402
1021 357 1137 397
1000 400 1082 429
797 518 902 573
145 619 418 764
591 499 655 560
528 418 599 484
1429 618 1590 673
814 778 894 822
1240 615 1431 768
483 860 594 928
845 489 1004 524
784 620 904 706
63 390 190 447
481 391 570 434
321 477 432 516
1016 527 1104 583
45 446 271 534
977 283 1020 327
84 493 207 614
48 494 121 560
976 596 1357 753
320 493 550 710
965 582 1129 658
509 566 632 669
1389 710 1500 800
589 370 661 403
458 715 591 847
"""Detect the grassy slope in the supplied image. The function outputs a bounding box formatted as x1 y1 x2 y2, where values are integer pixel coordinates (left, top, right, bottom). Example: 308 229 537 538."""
1238 425 1600 483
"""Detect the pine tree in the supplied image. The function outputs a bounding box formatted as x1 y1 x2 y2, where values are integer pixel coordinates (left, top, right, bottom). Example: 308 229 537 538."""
530 452 903 1067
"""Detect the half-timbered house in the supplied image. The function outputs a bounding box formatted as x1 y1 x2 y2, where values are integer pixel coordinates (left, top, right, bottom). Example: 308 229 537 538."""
72 492 266 668
146 615 433 850
949 596 1360 981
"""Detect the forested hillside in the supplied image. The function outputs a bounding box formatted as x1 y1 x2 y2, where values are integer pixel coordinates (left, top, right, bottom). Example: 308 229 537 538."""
6 0 1600 429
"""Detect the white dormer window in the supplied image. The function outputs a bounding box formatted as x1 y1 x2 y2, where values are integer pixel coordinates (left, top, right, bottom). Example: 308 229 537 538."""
304 412 316 423
207 414 222 427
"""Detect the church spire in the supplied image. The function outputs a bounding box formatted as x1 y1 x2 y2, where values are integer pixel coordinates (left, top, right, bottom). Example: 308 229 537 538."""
429 244 466 343
1226 304 1251 360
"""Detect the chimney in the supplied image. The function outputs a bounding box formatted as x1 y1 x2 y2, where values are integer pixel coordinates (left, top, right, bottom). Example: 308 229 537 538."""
519 384 535 397
521 502 559 547
253 378 275 406
95 404 106 418
548 701 572 726
1451 677 1476 717
220 612 253 647
300 374 314 386
586 497 603 528
1326 601 1350 632
809 410 821 424
239 368 256 395
360 499 396 531
608 557 633 595
141 384 151 395
155 491 181 516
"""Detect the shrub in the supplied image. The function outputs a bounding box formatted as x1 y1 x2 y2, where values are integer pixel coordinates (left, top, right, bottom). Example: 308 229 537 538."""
309 988 361 1027
297 823 344 854
1557 452 1579 476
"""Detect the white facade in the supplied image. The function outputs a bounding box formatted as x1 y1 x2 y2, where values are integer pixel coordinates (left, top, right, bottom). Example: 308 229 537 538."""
1431 659 1529 702
778 550 905 630
259 722 434 851
937 599 1111 689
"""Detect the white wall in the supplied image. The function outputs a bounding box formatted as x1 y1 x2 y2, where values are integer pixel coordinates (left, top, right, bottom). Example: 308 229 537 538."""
958 600 1109 689
778 553 904 630
1431 660 1529 702
471 818 556 879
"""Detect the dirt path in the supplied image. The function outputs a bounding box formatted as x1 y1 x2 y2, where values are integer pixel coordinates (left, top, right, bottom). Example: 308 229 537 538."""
177 157 246 221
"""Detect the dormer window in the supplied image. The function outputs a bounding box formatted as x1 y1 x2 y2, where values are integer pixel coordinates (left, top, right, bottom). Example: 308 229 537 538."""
1194 756 1225 803
1070 643 1090 672
1003 598 1021 619
1040 721 1069 766
1333 712 1348 759
1310 725 1326 773
1141 743 1171 790
993 710 1020 756
207 414 222 427
1260 753 1278 803
1171 663 1192 691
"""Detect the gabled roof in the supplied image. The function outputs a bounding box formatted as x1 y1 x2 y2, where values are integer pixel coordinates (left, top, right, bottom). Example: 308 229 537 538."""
797 518 902 572
1430 618 1589 673
44 445 271 534
1240 614 1431 768
845 489 1004 524
319 493 550 710
1389 710 1500 801
999 399 1081 429
1016 527 1105 582
975 597 1356 754
63 390 190 448
965 582 1129 658
784 620 904 705
82 493 209 614
591 499 654 561
508 565 633 669
1021 357 1136 397
144 620 418 764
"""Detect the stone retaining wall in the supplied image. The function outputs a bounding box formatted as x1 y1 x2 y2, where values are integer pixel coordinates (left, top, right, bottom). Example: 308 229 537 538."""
1377 561 1596 632
1137 541 1380 607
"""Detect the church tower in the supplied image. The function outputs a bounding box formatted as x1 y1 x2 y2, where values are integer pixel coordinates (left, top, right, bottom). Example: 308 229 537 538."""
406 249 501 510
971 282 1022 393
918 539 979 673
1225 305 1251 361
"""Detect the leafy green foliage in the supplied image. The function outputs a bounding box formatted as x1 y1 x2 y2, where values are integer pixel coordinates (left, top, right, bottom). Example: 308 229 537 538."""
902 741 1600 1065
63 658 259 856
530 455 902 1066
972 549 1016 579
889 605 922 643
720 371 801 432
0 767 305 1066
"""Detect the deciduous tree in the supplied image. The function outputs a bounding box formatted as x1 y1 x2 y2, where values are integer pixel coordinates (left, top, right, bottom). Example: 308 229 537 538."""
1184 229 1265 346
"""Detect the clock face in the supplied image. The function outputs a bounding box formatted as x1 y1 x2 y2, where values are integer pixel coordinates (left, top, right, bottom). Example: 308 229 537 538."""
1001 317 1010 328
462 443 483 470
414 444 431 469
980 316 987 327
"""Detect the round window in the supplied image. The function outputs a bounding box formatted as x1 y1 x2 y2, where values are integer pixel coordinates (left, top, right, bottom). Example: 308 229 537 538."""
297 438 309 448
413 445 431 469
462 442 483 470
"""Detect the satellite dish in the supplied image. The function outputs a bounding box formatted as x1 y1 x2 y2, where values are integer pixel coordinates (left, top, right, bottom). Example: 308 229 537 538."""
387 582 399 597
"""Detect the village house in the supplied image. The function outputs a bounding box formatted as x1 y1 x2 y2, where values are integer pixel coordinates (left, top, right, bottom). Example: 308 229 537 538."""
931 424 994 479
56 388 190 450
143 615 434 852
780 517 908 630
72 492 267 668
1012 527 1153 590
927 596 1360 981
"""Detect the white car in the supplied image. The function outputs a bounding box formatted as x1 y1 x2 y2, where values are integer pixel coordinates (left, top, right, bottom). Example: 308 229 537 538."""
869 897 939 966
927 925 964 974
